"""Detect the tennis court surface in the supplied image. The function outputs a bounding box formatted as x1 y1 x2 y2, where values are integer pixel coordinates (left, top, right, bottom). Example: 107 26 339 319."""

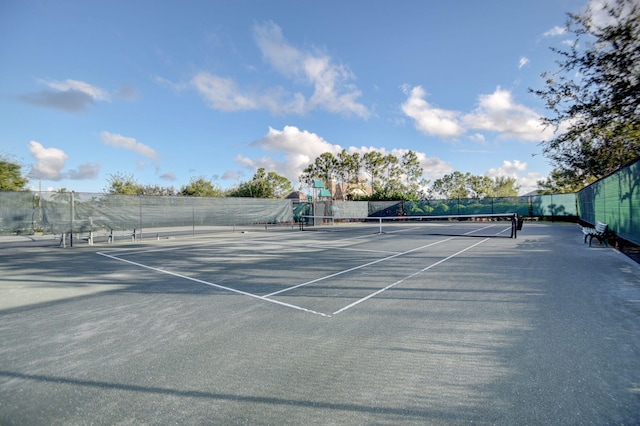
1 221 639 424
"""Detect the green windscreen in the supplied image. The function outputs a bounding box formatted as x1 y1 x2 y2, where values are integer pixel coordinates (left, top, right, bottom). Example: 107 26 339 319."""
578 159 640 246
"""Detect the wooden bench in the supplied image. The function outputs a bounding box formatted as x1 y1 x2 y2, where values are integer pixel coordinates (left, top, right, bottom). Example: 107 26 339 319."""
582 221 609 247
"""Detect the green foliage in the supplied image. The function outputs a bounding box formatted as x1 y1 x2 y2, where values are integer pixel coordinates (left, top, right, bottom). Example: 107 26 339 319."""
531 0 640 187
491 176 520 197
228 168 293 198
105 173 178 196
536 168 594 195
180 177 223 197
430 172 520 199
139 185 176 196
301 150 425 200
0 156 28 191
104 172 144 195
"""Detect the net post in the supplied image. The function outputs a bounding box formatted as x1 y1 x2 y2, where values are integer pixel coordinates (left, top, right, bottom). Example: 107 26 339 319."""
379 217 383 234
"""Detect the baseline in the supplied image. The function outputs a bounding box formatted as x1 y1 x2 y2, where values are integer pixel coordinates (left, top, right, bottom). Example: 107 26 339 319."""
95 251 331 317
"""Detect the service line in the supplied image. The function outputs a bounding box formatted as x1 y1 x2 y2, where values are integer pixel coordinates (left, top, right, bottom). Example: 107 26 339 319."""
332 237 491 315
264 237 457 298
96 251 331 317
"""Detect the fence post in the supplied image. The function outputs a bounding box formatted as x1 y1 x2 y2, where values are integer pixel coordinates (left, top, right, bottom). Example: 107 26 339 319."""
70 191 75 247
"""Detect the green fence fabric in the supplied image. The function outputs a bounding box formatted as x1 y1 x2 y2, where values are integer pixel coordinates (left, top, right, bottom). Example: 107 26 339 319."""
2 192 581 236
577 159 640 246
367 196 576 218
0 192 294 236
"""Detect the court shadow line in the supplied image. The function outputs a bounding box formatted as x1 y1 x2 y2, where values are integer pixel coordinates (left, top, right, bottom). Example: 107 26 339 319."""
0 370 470 420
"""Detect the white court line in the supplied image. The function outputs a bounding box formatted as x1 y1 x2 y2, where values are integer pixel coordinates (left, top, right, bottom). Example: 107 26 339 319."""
96 223 509 318
264 223 505 298
263 237 456 297
247 239 401 255
95 251 331 317
332 237 491 315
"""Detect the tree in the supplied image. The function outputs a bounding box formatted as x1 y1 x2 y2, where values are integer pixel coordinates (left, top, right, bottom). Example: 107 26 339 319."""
104 173 144 195
299 152 337 191
491 176 520 197
430 172 470 199
536 168 587 194
429 172 519 199
531 0 640 188
140 185 176 196
467 175 495 198
228 168 293 198
180 177 223 197
401 150 426 199
362 151 385 194
0 156 28 191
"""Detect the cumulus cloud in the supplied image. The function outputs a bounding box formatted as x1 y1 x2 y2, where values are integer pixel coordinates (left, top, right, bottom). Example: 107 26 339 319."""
242 125 452 187
191 21 370 118
100 131 158 159
462 87 550 141
401 86 464 138
240 126 341 181
486 160 528 177
28 141 101 181
401 85 554 144
28 141 68 180
20 79 111 112
485 160 543 195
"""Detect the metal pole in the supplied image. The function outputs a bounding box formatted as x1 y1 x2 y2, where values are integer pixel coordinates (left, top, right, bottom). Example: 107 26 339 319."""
70 191 75 247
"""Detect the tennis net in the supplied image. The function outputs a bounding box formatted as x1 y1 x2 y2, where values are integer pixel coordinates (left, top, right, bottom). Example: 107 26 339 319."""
300 213 522 238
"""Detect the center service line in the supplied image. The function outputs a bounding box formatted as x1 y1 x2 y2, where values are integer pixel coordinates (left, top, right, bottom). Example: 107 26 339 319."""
96 251 331 317
263 236 457 298
332 237 491 315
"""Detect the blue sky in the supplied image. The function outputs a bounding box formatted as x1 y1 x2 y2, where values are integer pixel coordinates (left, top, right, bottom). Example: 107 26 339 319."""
1 0 593 195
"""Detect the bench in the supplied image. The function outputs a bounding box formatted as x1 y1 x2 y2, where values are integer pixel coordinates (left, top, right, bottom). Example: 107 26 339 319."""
582 221 609 247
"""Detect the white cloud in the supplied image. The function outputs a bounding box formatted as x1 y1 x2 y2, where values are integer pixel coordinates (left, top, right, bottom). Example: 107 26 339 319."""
400 86 558 146
21 79 112 112
242 126 342 182
462 87 551 141
469 133 487 145
100 131 158 159
586 0 635 28
486 160 528 177
191 73 259 112
28 141 68 180
401 86 464 138
543 25 567 37
486 160 542 195
253 21 371 117
191 21 370 118
66 162 100 180
518 57 530 69
243 125 452 188
45 79 111 101
253 21 303 77
27 141 101 181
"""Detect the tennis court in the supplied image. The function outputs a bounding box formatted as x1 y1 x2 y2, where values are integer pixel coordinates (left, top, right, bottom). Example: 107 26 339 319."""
1 221 639 424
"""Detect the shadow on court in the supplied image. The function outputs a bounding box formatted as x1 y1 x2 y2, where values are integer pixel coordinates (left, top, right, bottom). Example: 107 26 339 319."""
1 223 639 424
